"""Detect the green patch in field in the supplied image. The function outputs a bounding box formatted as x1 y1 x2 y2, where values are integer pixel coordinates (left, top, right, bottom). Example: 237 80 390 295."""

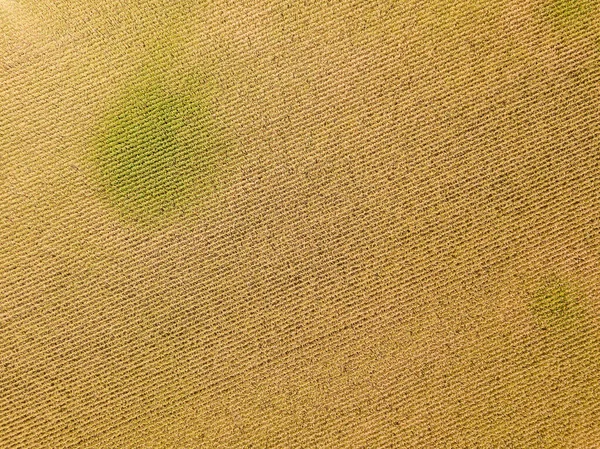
548 0 590 19
92 80 225 225
530 277 581 328
544 0 597 34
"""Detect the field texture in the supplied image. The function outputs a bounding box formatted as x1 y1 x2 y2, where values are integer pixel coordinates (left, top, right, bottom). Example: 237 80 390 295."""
1 0 600 447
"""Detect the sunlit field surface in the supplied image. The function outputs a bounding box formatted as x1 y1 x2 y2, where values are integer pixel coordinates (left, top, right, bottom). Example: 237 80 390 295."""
1 1 599 447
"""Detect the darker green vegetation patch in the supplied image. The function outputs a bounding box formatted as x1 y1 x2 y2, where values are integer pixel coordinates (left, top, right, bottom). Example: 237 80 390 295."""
530 277 582 328
545 0 595 27
92 82 225 224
